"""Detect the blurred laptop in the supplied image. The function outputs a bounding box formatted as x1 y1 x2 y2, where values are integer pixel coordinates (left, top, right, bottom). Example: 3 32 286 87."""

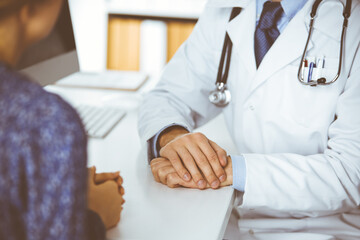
18 2 145 138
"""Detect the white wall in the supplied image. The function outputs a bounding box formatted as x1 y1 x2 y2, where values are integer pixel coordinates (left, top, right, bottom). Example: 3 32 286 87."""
68 0 108 72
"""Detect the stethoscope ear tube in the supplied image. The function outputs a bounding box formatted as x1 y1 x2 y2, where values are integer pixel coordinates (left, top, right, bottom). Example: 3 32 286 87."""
311 0 352 19
298 0 352 86
344 0 352 18
311 0 323 18
216 34 231 86
216 8 242 86
210 8 242 108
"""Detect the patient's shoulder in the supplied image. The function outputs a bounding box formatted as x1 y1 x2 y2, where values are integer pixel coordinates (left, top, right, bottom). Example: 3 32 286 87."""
0 65 85 145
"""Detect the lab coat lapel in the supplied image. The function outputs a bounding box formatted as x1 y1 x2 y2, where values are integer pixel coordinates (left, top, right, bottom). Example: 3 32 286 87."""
226 0 257 77
248 0 315 96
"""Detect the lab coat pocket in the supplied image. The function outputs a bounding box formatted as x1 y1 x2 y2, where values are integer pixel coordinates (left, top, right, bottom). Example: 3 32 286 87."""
317 57 339 83
283 61 341 129
299 57 339 84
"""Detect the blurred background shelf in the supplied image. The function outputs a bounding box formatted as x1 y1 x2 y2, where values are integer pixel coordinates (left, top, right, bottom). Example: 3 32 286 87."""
106 0 206 19
19 0 206 84
105 0 204 72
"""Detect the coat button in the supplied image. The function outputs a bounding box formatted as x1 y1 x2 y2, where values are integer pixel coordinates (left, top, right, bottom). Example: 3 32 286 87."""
249 229 254 235
249 105 255 111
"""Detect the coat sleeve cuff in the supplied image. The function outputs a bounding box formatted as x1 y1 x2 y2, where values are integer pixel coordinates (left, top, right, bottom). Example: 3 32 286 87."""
147 123 190 164
231 154 246 192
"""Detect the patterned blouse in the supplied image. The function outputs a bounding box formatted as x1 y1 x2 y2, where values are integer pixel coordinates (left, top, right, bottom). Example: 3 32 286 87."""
0 63 105 240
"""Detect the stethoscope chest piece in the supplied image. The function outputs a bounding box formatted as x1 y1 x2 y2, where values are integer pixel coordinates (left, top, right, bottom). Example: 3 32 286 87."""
209 82 231 107
209 7 241 108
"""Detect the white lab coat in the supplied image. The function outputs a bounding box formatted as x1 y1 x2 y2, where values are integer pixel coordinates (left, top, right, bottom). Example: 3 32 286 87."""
138 0 360 239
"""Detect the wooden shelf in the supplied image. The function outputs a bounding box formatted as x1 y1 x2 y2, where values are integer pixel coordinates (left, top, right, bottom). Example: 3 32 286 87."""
107 16 142 71
167 21 196 61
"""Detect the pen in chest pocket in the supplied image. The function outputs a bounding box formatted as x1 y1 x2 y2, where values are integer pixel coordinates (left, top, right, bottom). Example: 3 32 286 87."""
308 61 315 82
301 59 307 80
316 57 325 80
307 57 316 82
304 57 326 82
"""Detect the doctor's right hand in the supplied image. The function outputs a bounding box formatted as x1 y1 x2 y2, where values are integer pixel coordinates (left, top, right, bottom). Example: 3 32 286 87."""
157 126 228 189
150 157 233 189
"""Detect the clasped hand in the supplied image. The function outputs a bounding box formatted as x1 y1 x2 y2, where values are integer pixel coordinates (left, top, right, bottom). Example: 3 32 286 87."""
88 167 125 229
151 127 233 189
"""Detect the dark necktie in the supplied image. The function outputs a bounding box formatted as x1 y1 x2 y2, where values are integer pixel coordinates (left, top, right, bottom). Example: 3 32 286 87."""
254 1 284 68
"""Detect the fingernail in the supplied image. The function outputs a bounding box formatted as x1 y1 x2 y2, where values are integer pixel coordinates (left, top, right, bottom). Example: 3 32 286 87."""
219 175 226 182
197 180 206 188
113 171 120 176
223 156 228 165
211 180 220 188
183 173 191 181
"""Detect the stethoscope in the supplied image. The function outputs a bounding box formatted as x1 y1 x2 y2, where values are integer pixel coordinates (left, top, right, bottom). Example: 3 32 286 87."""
209 0 352 107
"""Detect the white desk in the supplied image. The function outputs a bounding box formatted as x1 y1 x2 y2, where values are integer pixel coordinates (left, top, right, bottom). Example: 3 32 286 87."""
45 75 237 240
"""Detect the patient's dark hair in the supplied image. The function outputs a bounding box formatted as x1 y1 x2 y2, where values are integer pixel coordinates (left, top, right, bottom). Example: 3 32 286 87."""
0 0 49 19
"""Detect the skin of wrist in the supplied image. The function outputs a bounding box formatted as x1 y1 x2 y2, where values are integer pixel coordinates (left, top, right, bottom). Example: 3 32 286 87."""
87 184 99 213
158 126 189 149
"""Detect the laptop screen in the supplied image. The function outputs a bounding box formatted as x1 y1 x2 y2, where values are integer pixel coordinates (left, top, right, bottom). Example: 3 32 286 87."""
16 1 76 70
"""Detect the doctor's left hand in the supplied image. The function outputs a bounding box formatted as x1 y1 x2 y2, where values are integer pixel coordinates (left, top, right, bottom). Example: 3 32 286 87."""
150 157 233 189
158 127 228 190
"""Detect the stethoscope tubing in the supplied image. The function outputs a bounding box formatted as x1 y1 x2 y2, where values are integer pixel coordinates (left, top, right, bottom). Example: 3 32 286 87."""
210 0 352 107
297 0 351 86
216 8 242 86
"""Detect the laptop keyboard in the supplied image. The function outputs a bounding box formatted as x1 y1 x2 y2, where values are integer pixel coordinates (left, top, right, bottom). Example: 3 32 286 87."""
75 105 126 138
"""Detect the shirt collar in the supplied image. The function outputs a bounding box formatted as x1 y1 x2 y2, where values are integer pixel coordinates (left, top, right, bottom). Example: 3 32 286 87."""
256 0 308 21
281 0 308 20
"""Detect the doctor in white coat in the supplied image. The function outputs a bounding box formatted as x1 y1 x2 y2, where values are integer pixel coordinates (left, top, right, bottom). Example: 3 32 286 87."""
138 0 360 239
